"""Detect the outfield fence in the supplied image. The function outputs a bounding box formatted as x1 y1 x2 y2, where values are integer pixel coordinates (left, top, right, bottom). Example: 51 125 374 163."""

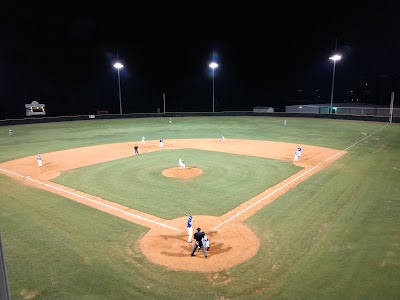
1 111 399 127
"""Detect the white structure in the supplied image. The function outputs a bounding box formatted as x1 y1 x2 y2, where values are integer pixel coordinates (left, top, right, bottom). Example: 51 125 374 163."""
285 103 400 117
253 106 275 113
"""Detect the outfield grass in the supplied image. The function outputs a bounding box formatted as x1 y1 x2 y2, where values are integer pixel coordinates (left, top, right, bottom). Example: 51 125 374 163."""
52 149 302 219
1 117 399 299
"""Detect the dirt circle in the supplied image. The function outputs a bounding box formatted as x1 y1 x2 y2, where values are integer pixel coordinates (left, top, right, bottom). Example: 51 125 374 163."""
139 216 260 272
162 167 203 179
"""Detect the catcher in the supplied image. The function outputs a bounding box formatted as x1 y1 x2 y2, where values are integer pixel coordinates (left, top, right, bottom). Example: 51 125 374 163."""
201 234 210 251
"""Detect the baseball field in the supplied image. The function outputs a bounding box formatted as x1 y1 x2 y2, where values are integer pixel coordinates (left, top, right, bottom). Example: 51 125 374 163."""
0 116 399 299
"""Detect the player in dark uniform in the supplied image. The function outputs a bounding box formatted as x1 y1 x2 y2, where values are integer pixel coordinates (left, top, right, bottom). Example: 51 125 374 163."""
134 145 139 156
190 228 208 258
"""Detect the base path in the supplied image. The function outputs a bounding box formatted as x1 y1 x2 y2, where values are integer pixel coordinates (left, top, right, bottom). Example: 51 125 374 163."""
0 139 346 272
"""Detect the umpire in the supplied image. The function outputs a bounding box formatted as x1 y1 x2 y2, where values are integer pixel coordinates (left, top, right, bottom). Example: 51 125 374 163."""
190 228 208 258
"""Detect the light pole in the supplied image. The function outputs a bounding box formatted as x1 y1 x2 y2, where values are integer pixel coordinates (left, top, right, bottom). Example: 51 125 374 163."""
209 62 218 112
113 62 124 114
329 54 341 114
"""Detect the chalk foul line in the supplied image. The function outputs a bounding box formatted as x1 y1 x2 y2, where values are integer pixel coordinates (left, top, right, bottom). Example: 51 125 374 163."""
0 168 180 232
213 123 389 229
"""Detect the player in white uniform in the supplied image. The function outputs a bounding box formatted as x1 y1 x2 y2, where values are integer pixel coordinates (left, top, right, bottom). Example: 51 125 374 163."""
178 158 186 170
202 235 210 251
37 155 43 167
141 136 145 144
221 135 225 142
293 149 300 162
297 147 302 158
159 139 164 148
8 129 13 136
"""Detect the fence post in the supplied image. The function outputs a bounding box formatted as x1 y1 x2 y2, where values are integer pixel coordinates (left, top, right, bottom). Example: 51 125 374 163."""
0 233 11 300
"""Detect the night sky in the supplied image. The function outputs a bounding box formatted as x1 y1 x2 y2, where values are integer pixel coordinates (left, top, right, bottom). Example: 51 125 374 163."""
1 2 399 118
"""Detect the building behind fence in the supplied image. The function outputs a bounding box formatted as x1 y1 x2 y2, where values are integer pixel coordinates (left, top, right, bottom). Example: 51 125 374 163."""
285 103 400 117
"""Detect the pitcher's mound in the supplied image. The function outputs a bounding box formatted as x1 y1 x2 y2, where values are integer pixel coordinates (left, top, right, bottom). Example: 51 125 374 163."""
162 167 203 179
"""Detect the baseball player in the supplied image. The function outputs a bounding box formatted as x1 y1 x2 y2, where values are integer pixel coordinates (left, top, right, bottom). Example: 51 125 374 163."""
159 139 164 148
202 234 210 251
134 145 139 156
185 214 193 242
179 158 186 170
293 148 300 162
297 147 302 158
8 129 13 136
141 136 145 144
190 228 208 258
37 155 43 167
284 119 287 125
169 118 172 124
221 135 225 142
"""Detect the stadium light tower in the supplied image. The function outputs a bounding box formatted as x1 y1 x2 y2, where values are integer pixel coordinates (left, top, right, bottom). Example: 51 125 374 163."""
329 54 341 114
113 62 124 114
209 62 219 113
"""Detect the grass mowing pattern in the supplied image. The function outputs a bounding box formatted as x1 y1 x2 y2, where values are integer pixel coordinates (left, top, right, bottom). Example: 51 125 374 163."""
52 149 302 219
1 117 399 299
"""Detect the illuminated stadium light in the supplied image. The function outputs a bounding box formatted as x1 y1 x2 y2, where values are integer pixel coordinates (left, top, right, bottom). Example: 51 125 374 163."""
329 54 342 114
113 62 124 69
209 62 219 112
113 62 124 114
329 54 342 61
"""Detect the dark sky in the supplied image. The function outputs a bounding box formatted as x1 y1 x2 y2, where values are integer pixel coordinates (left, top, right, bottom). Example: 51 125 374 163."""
1 1 399 118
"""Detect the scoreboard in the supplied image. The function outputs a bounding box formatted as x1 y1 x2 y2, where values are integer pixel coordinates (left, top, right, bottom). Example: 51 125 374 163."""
25 101 46 116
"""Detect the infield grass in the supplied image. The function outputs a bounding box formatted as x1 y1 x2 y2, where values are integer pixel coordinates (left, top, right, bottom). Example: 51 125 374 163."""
52 149 302 219
1 117 399 299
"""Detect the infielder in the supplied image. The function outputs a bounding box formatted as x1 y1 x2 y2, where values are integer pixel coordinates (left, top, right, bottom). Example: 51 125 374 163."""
293 148 300 162
185 214 193 242
221 135 225 142
141 136 145 144
297 147 302 158
179 158 186 170
37 155 43 167
159 139 164 148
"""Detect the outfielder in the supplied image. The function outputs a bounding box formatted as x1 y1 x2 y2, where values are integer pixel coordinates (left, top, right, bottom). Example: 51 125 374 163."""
179 158 186 170
8 129 13 136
